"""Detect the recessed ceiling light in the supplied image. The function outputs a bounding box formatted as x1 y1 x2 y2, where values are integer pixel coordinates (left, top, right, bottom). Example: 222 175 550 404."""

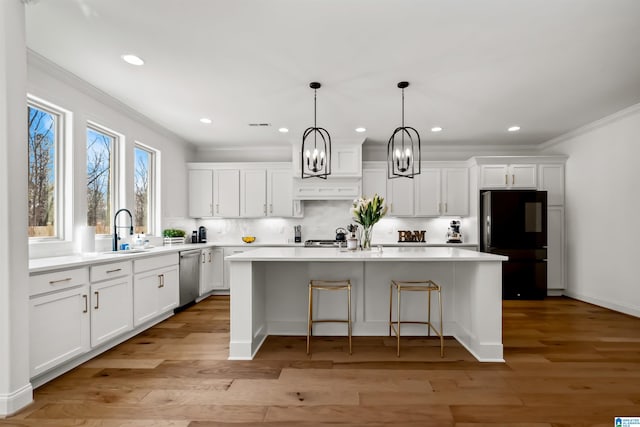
121 54 144 66
355 127 366 133
200 118 212 124
431 126 443 132
508 125 521 132
278 127 289 133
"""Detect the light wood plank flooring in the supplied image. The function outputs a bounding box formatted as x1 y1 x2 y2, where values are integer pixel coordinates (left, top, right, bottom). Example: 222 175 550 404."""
2 296 639 426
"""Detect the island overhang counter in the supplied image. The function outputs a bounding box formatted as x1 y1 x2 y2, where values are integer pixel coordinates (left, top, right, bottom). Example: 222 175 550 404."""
226 247 507 362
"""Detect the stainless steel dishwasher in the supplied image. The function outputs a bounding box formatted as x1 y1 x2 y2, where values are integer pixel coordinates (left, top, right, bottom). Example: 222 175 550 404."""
177 249 201 312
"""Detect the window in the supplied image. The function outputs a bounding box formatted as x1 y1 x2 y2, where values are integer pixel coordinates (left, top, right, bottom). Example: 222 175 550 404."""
28 100 61 238
86 124 117 235
134 143 156 234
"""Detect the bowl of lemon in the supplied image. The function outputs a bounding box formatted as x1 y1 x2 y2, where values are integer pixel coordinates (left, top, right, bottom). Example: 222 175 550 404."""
242 236 256 244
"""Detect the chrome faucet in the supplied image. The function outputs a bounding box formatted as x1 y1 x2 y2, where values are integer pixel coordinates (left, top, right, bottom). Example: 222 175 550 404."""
112 208 134 251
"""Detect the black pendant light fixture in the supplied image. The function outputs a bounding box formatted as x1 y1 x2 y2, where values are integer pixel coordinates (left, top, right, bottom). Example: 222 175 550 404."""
301 82 331 179
387 81 421 179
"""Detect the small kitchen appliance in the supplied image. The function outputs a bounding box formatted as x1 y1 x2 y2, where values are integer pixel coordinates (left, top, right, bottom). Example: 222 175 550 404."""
335 227 347 242
294 225 302 243
446 220 463 243
198 226 207 243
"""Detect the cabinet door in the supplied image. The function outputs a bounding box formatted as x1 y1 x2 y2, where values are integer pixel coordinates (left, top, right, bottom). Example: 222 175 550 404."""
387 177 414 216
479 165 509 188
268 169 294 217
214 169 240 217
157 266 179 314
188 169 213 217
442 168 469 216
362 168 386 200
199 249 212 295
241 169 267 217
332 145 362 177
547 206 565 291
538 164 565 206
133 270 161 326
90 277 133 348
211 248 224 289
415 168 441 216
30 285 90 377
510 164 537 188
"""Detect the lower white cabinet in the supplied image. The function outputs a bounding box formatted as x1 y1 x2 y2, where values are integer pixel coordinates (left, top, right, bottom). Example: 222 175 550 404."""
30 284 90 377
133 265 179 326
90 276 133 348
200 247 224 295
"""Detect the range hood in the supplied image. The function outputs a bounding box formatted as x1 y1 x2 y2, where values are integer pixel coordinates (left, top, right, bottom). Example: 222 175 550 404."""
292 177 362 200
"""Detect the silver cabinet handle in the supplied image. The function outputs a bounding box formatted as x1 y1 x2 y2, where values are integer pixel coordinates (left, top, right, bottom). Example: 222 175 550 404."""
512 174 515 185
270 204 273 214
49 277 72 285
158 274 164 288
210 203 213 216
505 174 508 185
208 252 212 263
264 204 267 215
202 253 206 264
216 204 219 214
106 268 122 274
94 291 99 310
438 202 442 214
83 294 88 313
444 202 448 213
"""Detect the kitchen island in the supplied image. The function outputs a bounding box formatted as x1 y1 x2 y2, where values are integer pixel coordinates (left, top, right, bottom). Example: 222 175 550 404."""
226 247 507 362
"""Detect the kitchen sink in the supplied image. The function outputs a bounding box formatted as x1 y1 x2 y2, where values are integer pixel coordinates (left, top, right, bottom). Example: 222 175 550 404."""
102 249 150 255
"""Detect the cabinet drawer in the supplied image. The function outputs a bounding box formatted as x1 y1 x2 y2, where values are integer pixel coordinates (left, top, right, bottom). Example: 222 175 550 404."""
30 267 89 296
134 253 179 273
90 261 132 282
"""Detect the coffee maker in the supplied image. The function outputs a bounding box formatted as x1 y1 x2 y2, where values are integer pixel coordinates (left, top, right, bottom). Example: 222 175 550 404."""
446 220 462 243
198 226 207 243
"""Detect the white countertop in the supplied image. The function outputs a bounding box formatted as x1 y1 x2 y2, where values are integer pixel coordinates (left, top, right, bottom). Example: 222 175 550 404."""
225 246 506 262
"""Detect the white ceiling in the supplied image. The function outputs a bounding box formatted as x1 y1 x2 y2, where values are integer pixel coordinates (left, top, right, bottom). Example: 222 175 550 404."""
25 0 640 150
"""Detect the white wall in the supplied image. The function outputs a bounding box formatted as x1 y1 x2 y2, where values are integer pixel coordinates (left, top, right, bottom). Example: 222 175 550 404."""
27 52 196 258
541 104 640 317
0 0 32 416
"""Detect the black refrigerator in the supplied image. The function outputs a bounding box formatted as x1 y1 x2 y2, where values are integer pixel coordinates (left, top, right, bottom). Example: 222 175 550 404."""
480 190 548 300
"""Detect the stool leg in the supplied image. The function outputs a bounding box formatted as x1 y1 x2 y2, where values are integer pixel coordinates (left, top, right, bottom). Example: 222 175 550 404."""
307 283 312 355
347 284 352 355
388 282 393 336
427 289 432 337
438 288 444 358
396 286 401 357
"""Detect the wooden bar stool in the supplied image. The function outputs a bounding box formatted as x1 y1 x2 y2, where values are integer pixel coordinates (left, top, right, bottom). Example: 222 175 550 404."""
389 280 443 357
307 279 352 355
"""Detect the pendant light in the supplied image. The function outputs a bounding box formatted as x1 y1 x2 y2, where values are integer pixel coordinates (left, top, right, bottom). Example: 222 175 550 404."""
387 81 421 179
301 82 331 179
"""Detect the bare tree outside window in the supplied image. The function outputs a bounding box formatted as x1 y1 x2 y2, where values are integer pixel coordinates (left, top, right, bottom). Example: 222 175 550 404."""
27 105 56 237
87 127 114 235
134 146 151 234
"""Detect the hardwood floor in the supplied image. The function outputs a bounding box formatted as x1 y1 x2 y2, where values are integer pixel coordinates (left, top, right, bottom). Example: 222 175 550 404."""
3 296 639 426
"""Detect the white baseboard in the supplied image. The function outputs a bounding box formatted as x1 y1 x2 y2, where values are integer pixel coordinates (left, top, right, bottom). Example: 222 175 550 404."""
0 383 33 417
564 290 640 318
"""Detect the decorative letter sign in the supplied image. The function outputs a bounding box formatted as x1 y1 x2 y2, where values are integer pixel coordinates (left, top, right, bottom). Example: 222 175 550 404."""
397 230 426 243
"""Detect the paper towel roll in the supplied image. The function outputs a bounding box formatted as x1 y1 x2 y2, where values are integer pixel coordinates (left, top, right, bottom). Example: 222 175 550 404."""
76 225 96 253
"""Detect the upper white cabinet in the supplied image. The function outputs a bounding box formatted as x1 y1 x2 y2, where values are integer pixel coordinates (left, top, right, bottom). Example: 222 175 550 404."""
188 169 214 217
214 169 240 217
241 167 300 217
480 164 537 189
538 164 565 206
362 167 387 200
382 165 469 217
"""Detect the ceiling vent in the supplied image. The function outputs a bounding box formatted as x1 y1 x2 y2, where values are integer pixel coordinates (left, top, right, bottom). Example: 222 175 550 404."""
248 123 271 127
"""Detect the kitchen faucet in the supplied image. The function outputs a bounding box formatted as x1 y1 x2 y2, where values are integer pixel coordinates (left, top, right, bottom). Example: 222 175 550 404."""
112 208 134 251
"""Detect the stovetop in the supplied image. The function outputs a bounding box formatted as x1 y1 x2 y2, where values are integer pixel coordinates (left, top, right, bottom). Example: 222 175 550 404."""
304 239 346 247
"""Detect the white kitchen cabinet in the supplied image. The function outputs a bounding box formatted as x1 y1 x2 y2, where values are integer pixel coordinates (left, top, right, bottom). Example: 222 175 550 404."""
214 169 240 217
538 164 565 206
90 275 133 348
547 206 565 291
241 168 298 217
293 143 362 178
480 164 536 189
200 247 224 295
133 254 179 326
415 168 441 216
240 169 267 217
387 176 414 216
188 169 214 217
30 284 90 377
362 168 387 200
442 168 469 216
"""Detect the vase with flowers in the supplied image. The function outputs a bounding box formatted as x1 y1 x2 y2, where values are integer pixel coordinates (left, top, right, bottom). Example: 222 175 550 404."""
351 194 387 250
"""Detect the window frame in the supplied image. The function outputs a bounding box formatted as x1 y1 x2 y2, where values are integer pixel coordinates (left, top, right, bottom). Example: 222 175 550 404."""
86 121 121 236
27 95 69 242
133 141 158 236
